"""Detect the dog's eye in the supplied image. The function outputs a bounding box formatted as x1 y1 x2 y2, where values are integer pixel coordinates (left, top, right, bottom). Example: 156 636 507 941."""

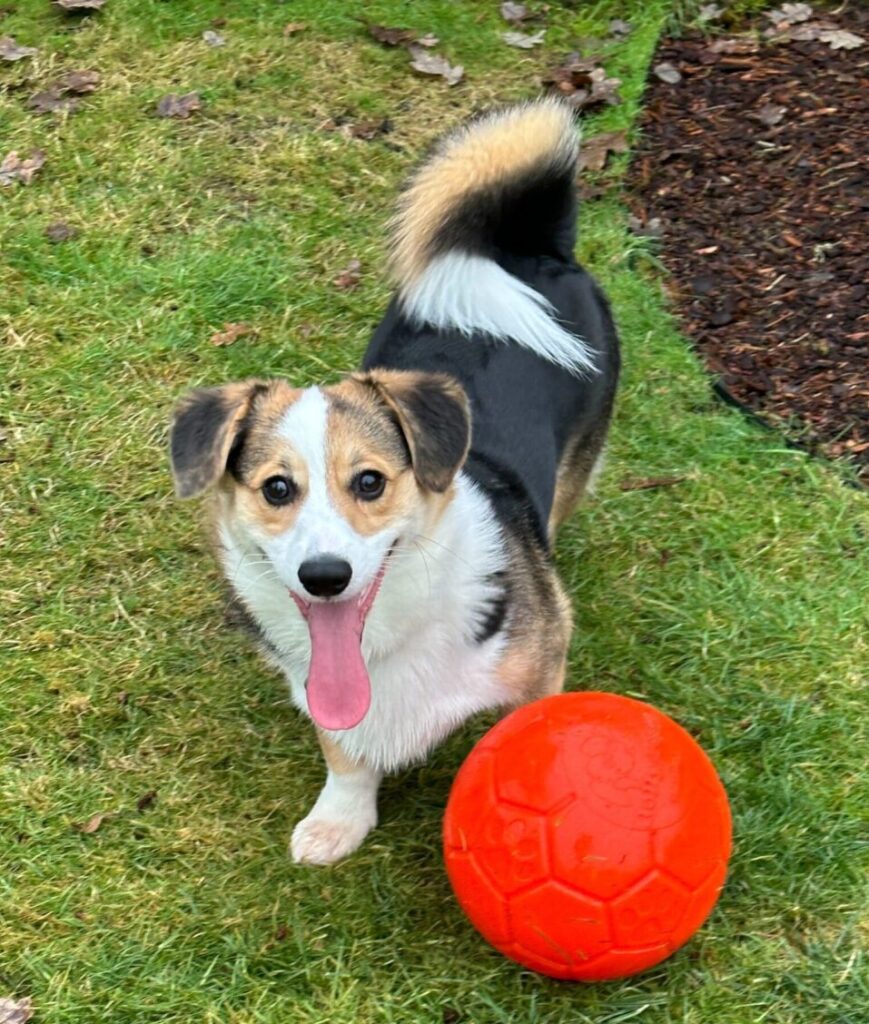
352 470 386 501
262 475 296 506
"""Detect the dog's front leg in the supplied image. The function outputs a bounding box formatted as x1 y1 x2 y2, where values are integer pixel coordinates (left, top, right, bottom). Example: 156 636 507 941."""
290 730 383 866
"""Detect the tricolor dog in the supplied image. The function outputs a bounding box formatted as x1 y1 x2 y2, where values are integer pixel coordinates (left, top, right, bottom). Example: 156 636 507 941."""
169 100 620 865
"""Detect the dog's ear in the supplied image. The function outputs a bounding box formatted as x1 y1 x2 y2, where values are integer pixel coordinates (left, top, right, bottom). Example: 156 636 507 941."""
169 380 265 498
359 369 471 492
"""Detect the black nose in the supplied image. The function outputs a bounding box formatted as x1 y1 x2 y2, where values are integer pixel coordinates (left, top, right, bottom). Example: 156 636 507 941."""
297 557 352 598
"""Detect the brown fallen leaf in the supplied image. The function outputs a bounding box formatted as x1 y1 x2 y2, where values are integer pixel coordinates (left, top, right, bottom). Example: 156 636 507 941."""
407 45 464 86
502 30 545 49
210 322 254 346
755 103 786 127
542 57 621 110
282 22 307 36
28 90 79 114
578 129 628 172
653 62 682 84
323 117 392 141
75 812 106 833
0 149 45 186
766 3 813 25
28 70 99 114
627 213 664 239
0 997 33 1024
58 69 100 92
136 790 157 811
333 259 362 290
501 2 531 24
156 92 202 119
0 35 36 60
56 0 106 9
619 476 686 492
368 23 417 47
45 221 79 243
818 28 864 50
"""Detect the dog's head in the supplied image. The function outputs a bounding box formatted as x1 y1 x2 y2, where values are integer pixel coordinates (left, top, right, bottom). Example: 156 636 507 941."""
169 370 471 730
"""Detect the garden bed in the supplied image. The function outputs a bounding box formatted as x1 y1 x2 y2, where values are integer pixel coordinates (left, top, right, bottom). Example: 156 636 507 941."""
628 9 868 482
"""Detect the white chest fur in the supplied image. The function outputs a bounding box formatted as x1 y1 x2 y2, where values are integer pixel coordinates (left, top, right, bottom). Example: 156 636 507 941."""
219 474 511 771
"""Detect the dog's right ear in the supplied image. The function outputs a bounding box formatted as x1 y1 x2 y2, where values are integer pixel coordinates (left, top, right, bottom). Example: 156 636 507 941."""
169 381 265 499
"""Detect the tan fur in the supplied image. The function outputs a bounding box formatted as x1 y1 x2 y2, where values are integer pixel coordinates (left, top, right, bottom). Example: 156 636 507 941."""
323 378 420 536
495 536 574 705
547 428 607 540
317 728 364 775
390 100 577 288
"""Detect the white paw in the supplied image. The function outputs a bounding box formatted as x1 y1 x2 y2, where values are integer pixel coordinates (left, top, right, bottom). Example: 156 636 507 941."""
290 813 374 866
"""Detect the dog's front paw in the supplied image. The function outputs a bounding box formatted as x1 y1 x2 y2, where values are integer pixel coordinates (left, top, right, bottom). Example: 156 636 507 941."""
290 813 374 866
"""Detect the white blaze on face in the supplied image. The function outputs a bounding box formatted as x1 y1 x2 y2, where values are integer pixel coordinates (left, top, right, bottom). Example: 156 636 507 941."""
261 387 392 600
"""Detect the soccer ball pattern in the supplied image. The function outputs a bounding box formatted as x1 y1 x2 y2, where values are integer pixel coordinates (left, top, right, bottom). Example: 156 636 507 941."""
443 692 732 981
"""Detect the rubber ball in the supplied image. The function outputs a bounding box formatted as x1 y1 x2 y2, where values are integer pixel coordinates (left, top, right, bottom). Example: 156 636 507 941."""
443 692 732 980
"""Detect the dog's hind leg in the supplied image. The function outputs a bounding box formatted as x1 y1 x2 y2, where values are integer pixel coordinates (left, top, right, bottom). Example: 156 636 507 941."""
290 731 383 866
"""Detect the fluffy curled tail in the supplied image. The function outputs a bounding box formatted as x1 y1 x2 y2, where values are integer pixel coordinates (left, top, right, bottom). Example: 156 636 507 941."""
390 100 595 374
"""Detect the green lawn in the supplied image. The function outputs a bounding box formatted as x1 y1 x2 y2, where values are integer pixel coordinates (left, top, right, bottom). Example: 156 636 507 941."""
1 2 867 1022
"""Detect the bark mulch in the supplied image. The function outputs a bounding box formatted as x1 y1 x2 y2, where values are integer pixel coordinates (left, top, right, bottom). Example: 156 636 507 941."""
626 10 868 483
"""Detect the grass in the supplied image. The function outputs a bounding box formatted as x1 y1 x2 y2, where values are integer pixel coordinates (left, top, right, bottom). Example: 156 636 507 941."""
1 1 867 1022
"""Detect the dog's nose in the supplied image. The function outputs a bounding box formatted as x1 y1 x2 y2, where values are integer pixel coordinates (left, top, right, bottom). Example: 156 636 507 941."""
297 557 353 598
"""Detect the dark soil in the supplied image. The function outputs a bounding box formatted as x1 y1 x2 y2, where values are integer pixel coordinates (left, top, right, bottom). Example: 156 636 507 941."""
627 13 868 483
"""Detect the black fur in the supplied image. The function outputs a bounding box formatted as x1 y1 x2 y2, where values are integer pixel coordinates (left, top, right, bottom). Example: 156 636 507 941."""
364 144 620 644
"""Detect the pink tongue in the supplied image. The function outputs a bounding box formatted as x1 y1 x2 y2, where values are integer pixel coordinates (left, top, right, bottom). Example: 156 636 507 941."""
303 598 371 731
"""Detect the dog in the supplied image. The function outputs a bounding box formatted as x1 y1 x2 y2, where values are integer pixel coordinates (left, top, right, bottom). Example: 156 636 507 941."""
169 99 620 865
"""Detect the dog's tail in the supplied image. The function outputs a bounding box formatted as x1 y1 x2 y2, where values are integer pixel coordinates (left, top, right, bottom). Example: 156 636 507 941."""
390 99 594 374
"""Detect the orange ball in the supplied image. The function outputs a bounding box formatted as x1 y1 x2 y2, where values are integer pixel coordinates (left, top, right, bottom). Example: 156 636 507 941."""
443 692 732 981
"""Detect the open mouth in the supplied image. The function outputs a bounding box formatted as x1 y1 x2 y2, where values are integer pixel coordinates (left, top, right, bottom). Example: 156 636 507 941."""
290 551 392 731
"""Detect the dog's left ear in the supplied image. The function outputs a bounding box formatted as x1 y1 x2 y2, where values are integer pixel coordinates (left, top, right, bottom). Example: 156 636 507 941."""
359 369 471 492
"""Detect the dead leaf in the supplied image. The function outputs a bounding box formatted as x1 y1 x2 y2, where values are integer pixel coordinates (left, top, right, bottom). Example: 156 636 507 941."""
697 3 723 19
653 62 682 84
755 103 786 126
609 19 632 36
210 322 254 346
282 22 307 36
57 69 100 92
202 29 225 47
156 92 202 119
627 214 664 239
45 221 79 242
619 476 686 492
766 3 813 24
501 2 531 23
75 812 106 833
407 45 464 86
578 129 628 171
333 259 362 290
0 149 45 185
56 0 106 9
368 24 417 47
414 33 439 48
0 997 33 1024
502 30 545 49
27 70 99 114
340 118 392 141
707 36 760 54
136 790 157 811
28 89 79 114
0 35 36 60
542 57 622 110
817 28 864 50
